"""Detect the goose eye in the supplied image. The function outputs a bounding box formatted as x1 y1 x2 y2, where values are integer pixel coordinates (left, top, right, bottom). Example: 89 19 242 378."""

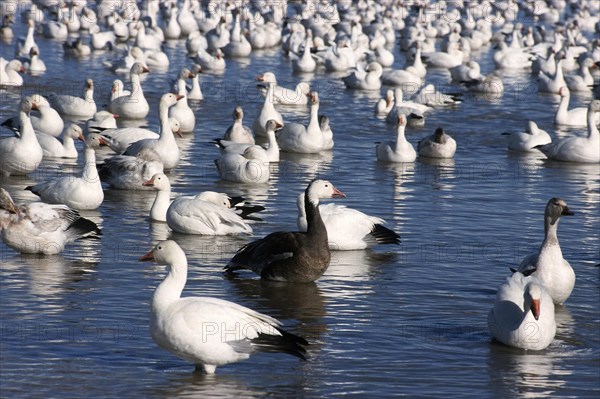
157 246 162 250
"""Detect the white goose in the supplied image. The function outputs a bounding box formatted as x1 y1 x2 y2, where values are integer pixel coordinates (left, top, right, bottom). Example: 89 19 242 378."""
503 121 551 152
109 79 130 102
37 123 84 159
25 46 46 74
417 128 457 159
488 272 556 350
277 92 325 154
0 58 25 86
194 48 226 72
540 100 600 163
169 68 196 132
538 56 567 93
0 98 43 176
223 106 254 144
516 198 575 304
108 62 150 119
86 111 118 131
375 89 394 115
291 33 316 73
215 145 270 184
554 87 600 127
319 115 334 151
16 19 36 57
30 95 64 137
167 190 253 236
253 76 284 138
26 134 107 210
257 72 310 106
343 62 383 91
377 114 417 163
413 84 462 107
140 240 307 374
49 79 97 118
124 93 183 170
0 188 101 255
216 119 281 163
565 58 596 93
186 65 203 101
296 194 400 250
381 67 423 87
99 148 164 190
100 117 180 154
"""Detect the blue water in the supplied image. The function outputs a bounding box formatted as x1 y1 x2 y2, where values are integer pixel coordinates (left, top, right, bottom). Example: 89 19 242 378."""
1 11 599 399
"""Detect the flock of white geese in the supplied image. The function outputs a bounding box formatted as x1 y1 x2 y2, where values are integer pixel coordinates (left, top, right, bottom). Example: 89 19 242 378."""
0 0 598 374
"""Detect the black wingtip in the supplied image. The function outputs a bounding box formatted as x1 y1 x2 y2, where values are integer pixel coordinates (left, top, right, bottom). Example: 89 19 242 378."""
228 196 246 207
250 327 308 360
509 267 517 274
235 205 266 220
370 224 401 245
66 217 101 239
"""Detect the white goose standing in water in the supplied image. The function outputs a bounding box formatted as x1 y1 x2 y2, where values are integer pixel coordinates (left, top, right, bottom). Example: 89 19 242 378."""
516 198 575 305
140 240 308 374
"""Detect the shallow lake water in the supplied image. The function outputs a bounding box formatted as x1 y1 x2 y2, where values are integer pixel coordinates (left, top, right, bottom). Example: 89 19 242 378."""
1 9 599 399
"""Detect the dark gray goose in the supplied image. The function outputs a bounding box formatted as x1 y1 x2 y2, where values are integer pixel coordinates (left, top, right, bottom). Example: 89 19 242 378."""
225 179 346 282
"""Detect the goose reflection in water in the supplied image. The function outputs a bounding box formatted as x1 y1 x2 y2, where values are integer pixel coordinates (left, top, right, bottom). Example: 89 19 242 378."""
151 371 269 399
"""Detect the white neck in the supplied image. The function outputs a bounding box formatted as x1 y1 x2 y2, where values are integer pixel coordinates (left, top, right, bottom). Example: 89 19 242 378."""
130 72 143 99
159 103 176 144
588 110 599 140
152 260 187 313
19 111 37 143
82 147 99 183
307 101 320 133
83 87 94 103
62 135 77 153
265 129 279 160
394 124 407 153
150 187 171 221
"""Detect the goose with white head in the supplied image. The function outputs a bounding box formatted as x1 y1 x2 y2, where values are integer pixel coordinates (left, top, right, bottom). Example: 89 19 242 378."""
517 198 575 304
225 179 346 282
140 240 308 374
108 62 150 119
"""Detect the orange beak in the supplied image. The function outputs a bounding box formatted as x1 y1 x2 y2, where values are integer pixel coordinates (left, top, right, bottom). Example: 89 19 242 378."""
332 187 346 198
530 299 540 321
19 66 26 73
256 75 264 81
139 249 155 261
98 137 109 147
142 66 150 73
77 132 85 141
31 102 39 110
142 177 155 187
275 121 283 129
175 94 184 101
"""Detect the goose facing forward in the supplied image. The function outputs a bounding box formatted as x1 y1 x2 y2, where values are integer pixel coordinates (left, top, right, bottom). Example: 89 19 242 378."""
377 114 417 162
516 198 575 304
225 179 345 282
488 272 556 350
140 240 308 374
0 188 101 255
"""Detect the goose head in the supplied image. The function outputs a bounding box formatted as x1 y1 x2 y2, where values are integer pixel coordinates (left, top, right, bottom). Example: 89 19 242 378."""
433 127 446 143
135 148 162 162
27 94 50 107
256 72 277 84
526 283 543 320
318 115 330 130
393 88 403 103
29 46 39 57
589 99 600 113
143 172 171 191
265 119 283 133
0 188 19 215
131 62 150 74
168 117 182 137
242 145 269 161
233 105 244 121
191 64 203 75
309 91 320 105
396 113 407 127
385 89 394 106
196 191 231 208
8 60 25 73
85 79 94 90
139 240 185 266
64 123 84 141
306 179 346 204
111 79 124 94
545 197 574 226
161 92 184 107
297 82 310 95
20 97 37 113
85 133 109 149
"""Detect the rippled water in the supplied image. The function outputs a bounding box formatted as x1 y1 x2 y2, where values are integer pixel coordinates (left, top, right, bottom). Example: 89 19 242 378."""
1 16 600 399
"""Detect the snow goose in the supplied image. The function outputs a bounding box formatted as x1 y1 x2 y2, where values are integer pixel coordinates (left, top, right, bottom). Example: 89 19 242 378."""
30 96 64 137
253 77 284 138
186 65 203 101
224 106 254 144
381 67 422 87
109 79 131 102
291 34 316 73
0 98 43 176
404 44 427 78
0 14 14 41
225 179 346 282
277 92 325 154
377 114 417 163
413 84 462 107
134 21 162 51
296 193 400 250
502 121 551 152
538 56 567 93
26 134 107 210
124 93 183 170
48 79 97 118
417 128 457 159
0 58 25 86
449 60 481 82
194 48 226 72
319 115 334 151
166 191 254 235
86 111 118 131
37 123 84 159
257 72 310 106
216 120 282 163
25 46 46 74
223 16 252 58
0 188 101 255
374 89 394 115
515 198 575 304
493 41 533 69
488 272 556 350
206 17 230 52
368 44 394 68
215 145 270 184
464 73 505 96
140 240 307 374
99 148 164 190
100 117 181 154
143 173 172 221
539 99 600 163
89 24 116 50
41 8 68 40
385 88 429 125
16 19 36 57
422 41 464 69
108 62 150 119
163 6 181 40
565 58 596 93
343 62 383 91
169 68 196 132
177 0 199 36
554 87 600 127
